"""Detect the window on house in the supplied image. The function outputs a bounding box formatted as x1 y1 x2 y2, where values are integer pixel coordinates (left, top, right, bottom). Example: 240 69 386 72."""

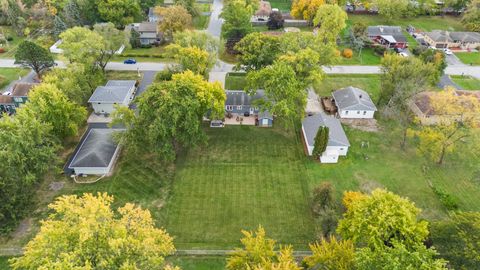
13 97 22 103
363 111 367 115
345 111 348 115
98 103 101 104
357 111 360 114
226 105 233 111
340 148 344 151
237 105 242 110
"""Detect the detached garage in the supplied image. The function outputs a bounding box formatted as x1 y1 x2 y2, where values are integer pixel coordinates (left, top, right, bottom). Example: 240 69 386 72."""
332 86 377 119
68 128 124 175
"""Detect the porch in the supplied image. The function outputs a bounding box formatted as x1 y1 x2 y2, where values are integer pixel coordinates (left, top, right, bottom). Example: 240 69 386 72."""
224 113 257 125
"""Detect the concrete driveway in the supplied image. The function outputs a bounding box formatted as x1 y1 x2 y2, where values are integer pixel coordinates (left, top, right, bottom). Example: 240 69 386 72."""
445 54 465 66
206 0 224 38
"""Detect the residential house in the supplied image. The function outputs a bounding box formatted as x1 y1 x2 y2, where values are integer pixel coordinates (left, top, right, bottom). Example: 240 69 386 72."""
138 22 162 45
67 128 124 175
0 82 38 114
332 86 377 119
367 26 408 49
88 80 136 115
224 90 273 127
302 112 350 163
423 30 480 50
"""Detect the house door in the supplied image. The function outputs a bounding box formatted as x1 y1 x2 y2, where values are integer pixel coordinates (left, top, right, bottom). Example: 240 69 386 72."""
250 107 254 115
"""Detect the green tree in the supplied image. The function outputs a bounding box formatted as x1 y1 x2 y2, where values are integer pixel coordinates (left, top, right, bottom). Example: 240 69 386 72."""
166 44 214 77
379 53 437 148
175 0 198 16
304 237 356 270
173 30 219 66
93 22 127 71
227 226 300 270
97 0 142 28
234 32 281 71
337 189 429 249
156 5 192 40
53 15 67 38
59 26 104 68
355 243 448 270
245 61 306 124
14 40 55 79
452 212 480 267
0 113 59 233
312 126 329 157
19 83 86 140
279 32 338 67
43 63 106 105
267 10 284 30
221 0 253 49
311 182 334 216
10 193 178 269
373 0 409 22
462 0 480 32
62 0 83 26
129 28 141 48
313 4 347 45
278 48 326 87
115 71 225 161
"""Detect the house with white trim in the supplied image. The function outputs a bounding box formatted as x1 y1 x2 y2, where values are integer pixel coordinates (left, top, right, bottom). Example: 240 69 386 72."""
88 80 136 115
332 86 377 119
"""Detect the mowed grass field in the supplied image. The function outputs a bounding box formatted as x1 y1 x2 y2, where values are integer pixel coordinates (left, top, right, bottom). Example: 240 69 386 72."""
161 125 316 249
450 75 480 90
455 52 480 66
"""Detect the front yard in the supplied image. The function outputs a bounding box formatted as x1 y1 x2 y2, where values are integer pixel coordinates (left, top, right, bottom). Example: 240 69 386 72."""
314 74 382 102
450 75 480 90
224 72 246 90
336 47 382 65
0 68 30 90
455 52 480 66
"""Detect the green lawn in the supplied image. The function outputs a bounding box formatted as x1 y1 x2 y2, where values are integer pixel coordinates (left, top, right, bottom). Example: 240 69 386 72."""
106 70 143 81
347 14 465 32
0 257 11 269
113 46 175 62
314 74 382 102
161 126 316 249
336 47 382 65
455 52 480 66
224 72 246 90
450 75 480 90
0 26 26 58
167 256 226 270
0 68 30 90
269 0 292 12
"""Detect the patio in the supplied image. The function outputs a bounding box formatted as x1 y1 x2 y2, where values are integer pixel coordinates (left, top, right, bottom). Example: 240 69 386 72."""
224 114 256 125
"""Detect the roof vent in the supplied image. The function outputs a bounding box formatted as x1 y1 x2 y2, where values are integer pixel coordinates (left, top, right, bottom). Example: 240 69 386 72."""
359 94 363 99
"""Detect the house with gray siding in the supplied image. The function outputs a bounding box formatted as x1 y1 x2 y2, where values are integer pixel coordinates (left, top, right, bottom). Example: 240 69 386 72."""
224 90 273 127
332 86 377 119
68 128 124 175
302 112 350 163
88 80 136 115
137 22 162 45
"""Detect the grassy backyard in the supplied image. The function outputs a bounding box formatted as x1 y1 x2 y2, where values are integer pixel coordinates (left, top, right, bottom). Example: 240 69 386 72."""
224 72 246 90
269 0 292 12
347 14 465 32
0 68 30 90
450 75 480 90
455 52 480 66
167 256 226 270
336 47 382 65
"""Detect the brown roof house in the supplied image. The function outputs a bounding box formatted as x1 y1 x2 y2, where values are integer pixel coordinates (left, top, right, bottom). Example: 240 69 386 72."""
0 82 38 114
423 30 480 49
253 1 272 21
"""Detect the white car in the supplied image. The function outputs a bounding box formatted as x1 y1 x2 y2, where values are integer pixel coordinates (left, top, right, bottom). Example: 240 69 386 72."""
399 52 409 57
443 48 453 55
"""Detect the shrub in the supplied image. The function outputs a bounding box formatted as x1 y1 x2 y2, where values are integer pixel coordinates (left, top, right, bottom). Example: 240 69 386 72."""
342 48 353 58
342 191 367 211
431 186 459 211
312 182 335 216
373 45 386 56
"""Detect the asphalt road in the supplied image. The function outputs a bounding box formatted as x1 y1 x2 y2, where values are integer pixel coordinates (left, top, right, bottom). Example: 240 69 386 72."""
206 0 223 38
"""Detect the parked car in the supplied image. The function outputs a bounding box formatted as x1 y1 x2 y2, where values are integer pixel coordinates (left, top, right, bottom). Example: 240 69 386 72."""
398 52 409 57
443 48 453 55
210 120 225 128
123 59 137 64
394 47 404 53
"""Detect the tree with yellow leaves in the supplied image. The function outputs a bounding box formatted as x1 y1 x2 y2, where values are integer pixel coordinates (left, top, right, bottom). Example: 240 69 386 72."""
291 0 325 21
409 87 480 164
227 226 301 270
304 237 356 270
10 193 178 270
155 5 192 40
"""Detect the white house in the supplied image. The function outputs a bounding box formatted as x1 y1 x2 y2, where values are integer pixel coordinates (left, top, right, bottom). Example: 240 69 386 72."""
88 80 136 115
302 112 350 163
68 128 124 175
332 86 377 119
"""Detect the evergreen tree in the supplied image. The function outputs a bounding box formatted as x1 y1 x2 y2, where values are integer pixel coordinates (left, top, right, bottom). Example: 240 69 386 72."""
53 15 67 38
62 0 83 27
312 126 329 157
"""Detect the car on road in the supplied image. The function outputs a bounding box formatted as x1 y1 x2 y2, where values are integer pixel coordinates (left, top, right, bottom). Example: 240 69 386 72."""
443 49 453 55
123 59 137 64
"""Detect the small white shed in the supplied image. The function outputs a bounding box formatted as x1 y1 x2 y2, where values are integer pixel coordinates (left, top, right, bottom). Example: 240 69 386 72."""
332 86 377 119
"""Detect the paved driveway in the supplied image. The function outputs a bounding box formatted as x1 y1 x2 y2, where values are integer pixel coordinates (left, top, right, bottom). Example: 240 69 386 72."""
206 0 223 38
445 54 465 66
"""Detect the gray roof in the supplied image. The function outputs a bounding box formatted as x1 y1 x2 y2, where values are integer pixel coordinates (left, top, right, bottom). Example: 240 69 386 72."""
332 86 377 111
69 129 123 168
138 22 157 33
367 26 403 36
225 90 265 106
424 30 453 43
425 31 480 43
302 112 350 147
88 80 135 103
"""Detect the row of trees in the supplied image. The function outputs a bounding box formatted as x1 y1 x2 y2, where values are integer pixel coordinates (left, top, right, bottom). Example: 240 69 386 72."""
10 189 479 269
226 189 449 269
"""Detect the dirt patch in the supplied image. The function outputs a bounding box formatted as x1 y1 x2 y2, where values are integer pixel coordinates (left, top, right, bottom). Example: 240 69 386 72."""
340 118 380 132
49 181 65 191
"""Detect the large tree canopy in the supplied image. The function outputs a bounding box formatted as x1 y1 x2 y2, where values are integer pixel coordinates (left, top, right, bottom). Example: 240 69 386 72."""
156 5 192 40
114 71 225 161
14 40 55 79
97 0 142 28
462 0 480 32
10 193 178 269
220 0 254 40
313 4 347 45
234 32 281 71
